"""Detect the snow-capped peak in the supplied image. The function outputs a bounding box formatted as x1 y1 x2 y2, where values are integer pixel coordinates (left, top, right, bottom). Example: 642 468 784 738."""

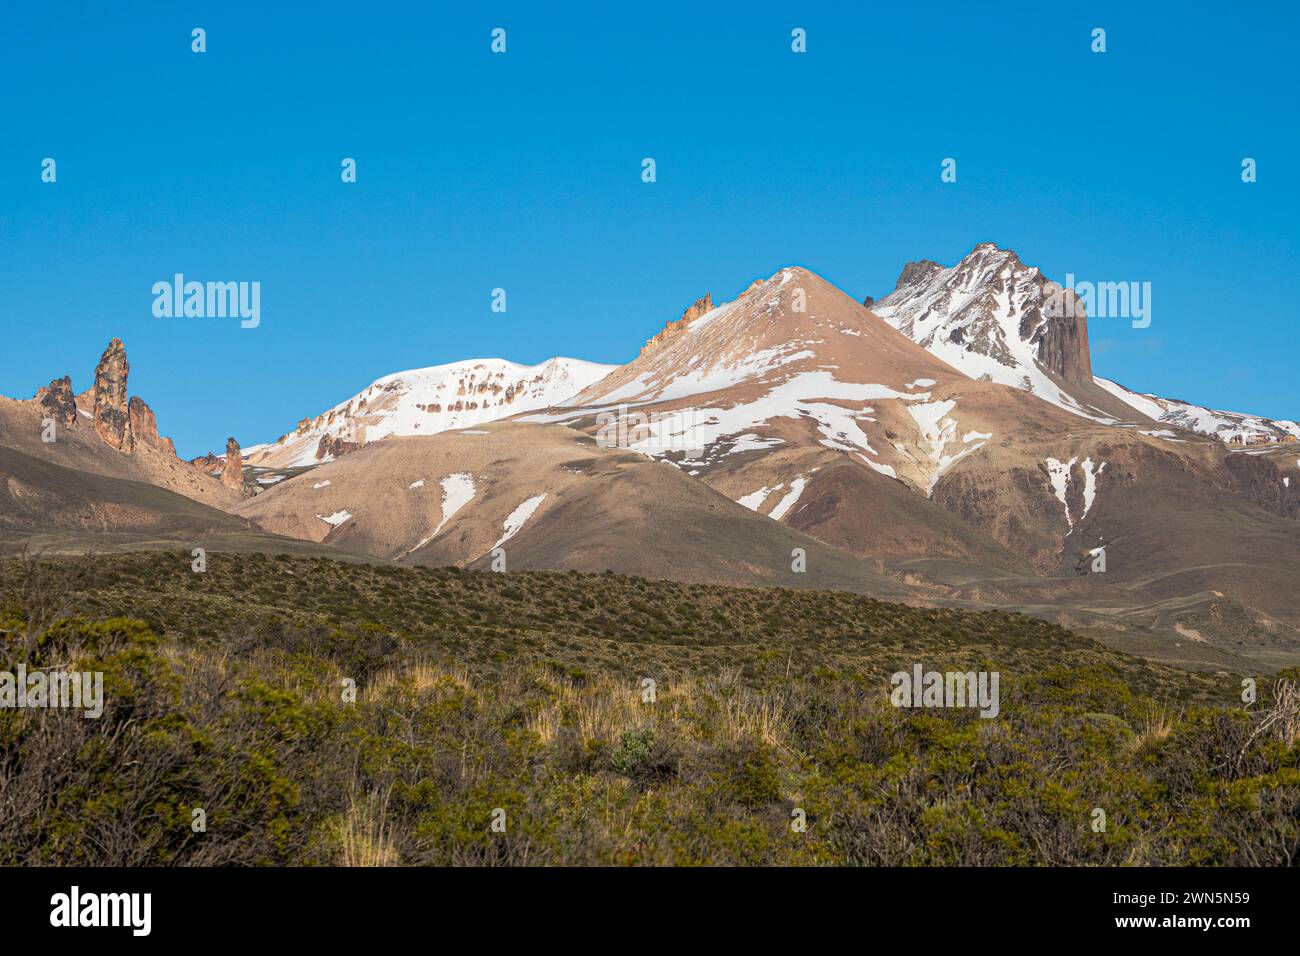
247 356 615 468
871 244 1128 423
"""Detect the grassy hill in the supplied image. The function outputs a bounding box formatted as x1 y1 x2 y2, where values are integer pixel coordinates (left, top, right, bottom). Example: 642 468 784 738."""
1 551 1297 866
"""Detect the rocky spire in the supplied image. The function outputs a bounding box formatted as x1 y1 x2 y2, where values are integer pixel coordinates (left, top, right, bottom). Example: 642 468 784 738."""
34 376 79 429
221 437 244 489
92 338 134 452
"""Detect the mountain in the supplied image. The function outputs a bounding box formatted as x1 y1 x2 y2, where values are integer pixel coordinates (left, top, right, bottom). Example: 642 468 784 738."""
524 264 1160 572
4 255 1299 672
552 266 1024 496
873 242 1300 446
228 263 1300 670
870 243 1148 424
245 357 615 468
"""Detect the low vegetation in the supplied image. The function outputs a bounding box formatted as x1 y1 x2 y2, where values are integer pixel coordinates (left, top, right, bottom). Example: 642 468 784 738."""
1 551 1297 865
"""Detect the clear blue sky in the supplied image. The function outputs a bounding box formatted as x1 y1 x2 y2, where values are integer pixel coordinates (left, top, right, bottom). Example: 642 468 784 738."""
2 1 1296 457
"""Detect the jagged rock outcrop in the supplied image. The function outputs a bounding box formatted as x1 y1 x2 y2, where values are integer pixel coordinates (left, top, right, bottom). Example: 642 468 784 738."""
34 376 79 428
40 338 185 459
316 433 361 461
128 396 177 457
190 452 222 473
640 294 713 356
222 437 244 489
895 259 943 290
92 339 134 451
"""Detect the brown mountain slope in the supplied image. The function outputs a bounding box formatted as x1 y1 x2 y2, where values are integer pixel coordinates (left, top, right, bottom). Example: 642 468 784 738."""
232 421 919 598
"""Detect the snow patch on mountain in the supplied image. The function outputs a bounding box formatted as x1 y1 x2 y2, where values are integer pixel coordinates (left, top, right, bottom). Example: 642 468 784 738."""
494 493 547 549
737 485 777 511
907 400 987 495
1045 458 1077 529
1080 457 1105 519
769 477 808 521
1044 456 1106 532
429 474 475 539
404 474 477 558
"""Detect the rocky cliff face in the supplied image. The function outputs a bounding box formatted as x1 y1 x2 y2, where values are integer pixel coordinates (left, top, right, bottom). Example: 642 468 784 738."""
34 376 79 429
128 396 177 457
640 293 714 356
222 438 244 489
92 339 134 451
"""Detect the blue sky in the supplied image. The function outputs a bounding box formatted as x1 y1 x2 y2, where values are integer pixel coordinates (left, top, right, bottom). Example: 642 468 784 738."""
2 1 1296 457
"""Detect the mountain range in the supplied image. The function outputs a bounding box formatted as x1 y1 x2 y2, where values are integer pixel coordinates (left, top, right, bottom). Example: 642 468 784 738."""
4 242 1298 673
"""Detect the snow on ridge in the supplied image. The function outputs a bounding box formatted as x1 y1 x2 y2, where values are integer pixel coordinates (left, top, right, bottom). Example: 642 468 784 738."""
860 456 899 479
1095 376 1300 445
316 510 352 527
251 356 616 467
873 250 1116 425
